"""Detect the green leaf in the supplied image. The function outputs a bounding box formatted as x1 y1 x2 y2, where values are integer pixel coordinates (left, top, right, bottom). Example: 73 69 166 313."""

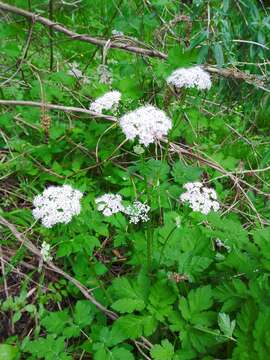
213 43 224 67
111 298 145 313
172 161 202 185
109 277 146 314
218 312 235 338
0 344 18 360
151 340 174 360
168 47 199 67
178 253 212 281
179 286 213 322
111 347 135 360
109 315 144 345
41 311 70 334
74 300 95 327
109 315 156 345
139 159 170 183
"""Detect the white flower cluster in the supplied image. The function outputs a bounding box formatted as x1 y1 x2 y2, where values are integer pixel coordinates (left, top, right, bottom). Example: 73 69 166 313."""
180 182 220 215
95 193 125 216
124 201 150 224
119 105 172 147
32 185 83 228
40 241 52 262
89 91 121 113
95 194 150 224
166 66 212 90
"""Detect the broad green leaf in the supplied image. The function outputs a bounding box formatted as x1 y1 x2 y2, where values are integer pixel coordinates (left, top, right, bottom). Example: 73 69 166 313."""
172 161 202 185
74 300 95 327
151 340 174 360
0 344 18 360
111 298 145 313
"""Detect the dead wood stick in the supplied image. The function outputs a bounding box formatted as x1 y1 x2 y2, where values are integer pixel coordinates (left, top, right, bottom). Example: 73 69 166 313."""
0 1 167 59
0 100 117 121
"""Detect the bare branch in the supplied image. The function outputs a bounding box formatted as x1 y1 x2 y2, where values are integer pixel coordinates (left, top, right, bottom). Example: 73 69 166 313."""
0 100 117 122
0 1 167 59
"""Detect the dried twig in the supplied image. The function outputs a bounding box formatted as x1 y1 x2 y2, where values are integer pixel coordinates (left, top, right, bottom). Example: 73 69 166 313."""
0 100 117 122
0 1 167 59
204 65 269 93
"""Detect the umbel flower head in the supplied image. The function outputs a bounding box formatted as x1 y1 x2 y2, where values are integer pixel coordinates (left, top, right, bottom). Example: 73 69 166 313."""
119 105 172 147
32 185 83 228
95 193 125 216
180 182 220 215
95 194 150 224
166 66 212 90
89 90 121 113
124 201 150 224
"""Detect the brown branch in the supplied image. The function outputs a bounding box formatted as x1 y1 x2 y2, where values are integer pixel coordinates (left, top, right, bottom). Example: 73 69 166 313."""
0 100 117 122
204 65 269 93
0 1 167 60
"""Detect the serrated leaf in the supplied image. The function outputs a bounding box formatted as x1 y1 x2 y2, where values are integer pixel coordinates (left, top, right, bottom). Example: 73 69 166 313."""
179 285 213 324
109 315 156 346
111 298 145 313
151 340 174 360
111 347 135 360
218 312 235 338
172 161 202 185
74 300 95 327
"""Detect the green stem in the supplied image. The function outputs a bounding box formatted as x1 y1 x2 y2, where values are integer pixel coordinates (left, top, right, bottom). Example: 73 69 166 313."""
146 223 152 274
49 0 54 71
158 225 177 267
141 152 153 274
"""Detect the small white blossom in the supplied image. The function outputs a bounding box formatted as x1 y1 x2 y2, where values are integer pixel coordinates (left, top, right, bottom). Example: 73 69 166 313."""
166 66 212 90
112 29 124 36
180 182 220 215
124 201 150 224
95 193 124 216
119 105 172 147
32 185 83 228
89 91 121 113
40 241 52 262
